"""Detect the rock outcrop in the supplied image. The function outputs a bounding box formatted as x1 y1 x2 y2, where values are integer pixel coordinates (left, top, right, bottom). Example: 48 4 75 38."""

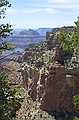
21 63 79 112
46 26 75 51
39 67 79 111
20 26 79 112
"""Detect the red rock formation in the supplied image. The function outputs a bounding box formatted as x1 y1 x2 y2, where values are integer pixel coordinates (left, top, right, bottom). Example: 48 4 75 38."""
20 26 79 112
21 63 79 112
46 37 53 50
39 67 79 111
46 31 50 40
21 64 39 100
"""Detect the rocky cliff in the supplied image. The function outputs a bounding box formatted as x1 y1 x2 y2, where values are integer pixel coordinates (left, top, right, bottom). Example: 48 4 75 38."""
19 26 79 113
21 63 79 112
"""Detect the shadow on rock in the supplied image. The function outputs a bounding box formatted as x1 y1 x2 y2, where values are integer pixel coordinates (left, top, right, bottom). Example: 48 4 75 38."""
44 110 79 120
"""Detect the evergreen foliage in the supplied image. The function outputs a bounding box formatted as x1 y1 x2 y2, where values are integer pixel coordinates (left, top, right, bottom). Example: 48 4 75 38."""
0 70 24 120
0 0 16 54
73 95 79 110
0 1 24 120
57 17 79 55
57 17 79 120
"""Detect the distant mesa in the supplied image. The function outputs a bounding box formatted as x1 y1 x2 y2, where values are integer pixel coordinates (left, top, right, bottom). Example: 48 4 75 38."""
19 29 40 36
12 28 52 36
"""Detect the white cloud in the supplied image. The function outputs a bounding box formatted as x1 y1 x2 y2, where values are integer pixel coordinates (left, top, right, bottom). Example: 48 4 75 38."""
52 4 79 9
6 9 42 14
48 0 71 3
44 8 60 13
6 8 59 14
47 0 79 10
22 9 42 13
48 0 79 9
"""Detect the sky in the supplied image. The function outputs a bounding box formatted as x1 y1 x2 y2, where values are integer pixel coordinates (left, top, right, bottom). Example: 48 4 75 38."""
1 0 79 29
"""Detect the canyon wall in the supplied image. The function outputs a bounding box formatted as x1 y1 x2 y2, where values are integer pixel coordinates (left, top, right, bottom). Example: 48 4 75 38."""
21 64 79 112
20 26 79 112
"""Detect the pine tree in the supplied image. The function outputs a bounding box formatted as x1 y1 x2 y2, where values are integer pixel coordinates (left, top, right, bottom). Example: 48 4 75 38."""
57 17 79 56
0 0 16 54
0 1 24 119
57 17 79 120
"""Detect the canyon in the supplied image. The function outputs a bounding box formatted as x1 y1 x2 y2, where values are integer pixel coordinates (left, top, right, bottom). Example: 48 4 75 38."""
20 27 79 112
1 26 79 119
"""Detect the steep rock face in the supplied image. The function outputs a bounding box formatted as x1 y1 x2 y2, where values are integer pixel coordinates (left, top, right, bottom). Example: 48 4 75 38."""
21 64 39 100
39 67 79 111
21 63 79 112
46 26 74 51
46 32 59 50
20 26 79 112
54 46 72 64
